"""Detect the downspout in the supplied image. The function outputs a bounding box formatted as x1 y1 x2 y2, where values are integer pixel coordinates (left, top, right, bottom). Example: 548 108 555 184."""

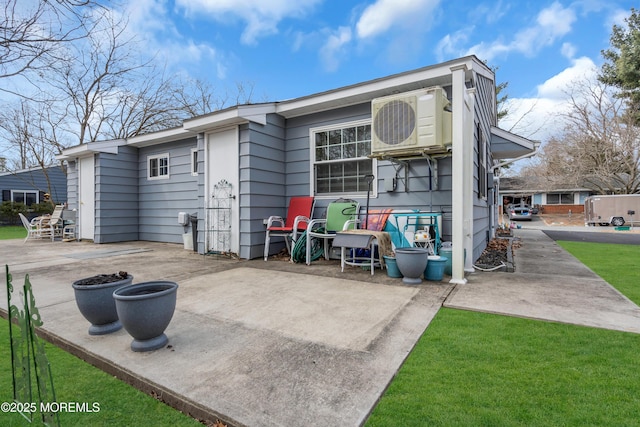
464 88 476 273
449 64 468 285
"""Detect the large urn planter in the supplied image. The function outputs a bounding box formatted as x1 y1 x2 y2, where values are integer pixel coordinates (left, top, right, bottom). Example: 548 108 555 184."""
395 247 429 285
72 272 133 335
113 281 178 352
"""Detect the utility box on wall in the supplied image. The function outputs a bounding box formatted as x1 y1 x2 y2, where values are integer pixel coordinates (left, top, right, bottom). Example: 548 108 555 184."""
178 212 189 226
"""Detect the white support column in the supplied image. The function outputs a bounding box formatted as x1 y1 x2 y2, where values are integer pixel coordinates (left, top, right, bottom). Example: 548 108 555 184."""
464 88 476 273
449 64 468 285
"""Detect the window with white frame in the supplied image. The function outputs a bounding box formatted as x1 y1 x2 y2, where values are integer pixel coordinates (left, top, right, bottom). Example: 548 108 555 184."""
546 193 573 204
11 190 38 205
311 120 374 196
148 153 169 179
191 148 198 176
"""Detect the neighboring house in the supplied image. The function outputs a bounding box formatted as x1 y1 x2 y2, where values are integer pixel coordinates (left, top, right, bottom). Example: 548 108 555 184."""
0 165 67 206
499 176 592 215
58 55 535 284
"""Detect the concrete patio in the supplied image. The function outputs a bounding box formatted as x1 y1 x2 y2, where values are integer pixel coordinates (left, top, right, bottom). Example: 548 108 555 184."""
1 228 639 426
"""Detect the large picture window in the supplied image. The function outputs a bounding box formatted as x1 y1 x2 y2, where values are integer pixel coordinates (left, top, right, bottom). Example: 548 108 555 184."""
148 153 169 180
311 120 375 196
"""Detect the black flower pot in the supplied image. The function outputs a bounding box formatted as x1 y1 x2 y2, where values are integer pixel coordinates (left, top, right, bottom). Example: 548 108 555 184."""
113 281 178 352
72 274 133 335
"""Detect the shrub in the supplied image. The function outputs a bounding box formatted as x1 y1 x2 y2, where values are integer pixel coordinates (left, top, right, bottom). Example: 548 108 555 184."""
0 201 27 225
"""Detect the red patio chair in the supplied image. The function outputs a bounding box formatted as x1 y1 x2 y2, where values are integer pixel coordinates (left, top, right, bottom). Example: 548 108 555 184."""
264 196 314 261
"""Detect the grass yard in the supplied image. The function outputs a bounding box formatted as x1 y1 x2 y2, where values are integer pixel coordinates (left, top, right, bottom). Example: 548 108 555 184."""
366 309 640 426
0 226 26 241
0 318 203 427
367 241 640 426
557 240 640 305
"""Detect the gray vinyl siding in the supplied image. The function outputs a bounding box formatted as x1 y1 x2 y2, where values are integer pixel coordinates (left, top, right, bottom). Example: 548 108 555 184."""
284 101 456 239
239 116 286 259
138 137 198 244
66 161 78 210
471 73 497 260
0 165 67 204
94 146 138 243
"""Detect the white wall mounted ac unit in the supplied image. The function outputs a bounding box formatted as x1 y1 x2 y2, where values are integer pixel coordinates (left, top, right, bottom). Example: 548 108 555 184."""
371 86 452 157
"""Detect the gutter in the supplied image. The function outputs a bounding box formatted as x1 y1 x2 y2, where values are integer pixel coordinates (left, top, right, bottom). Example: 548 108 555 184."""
493 141 540 171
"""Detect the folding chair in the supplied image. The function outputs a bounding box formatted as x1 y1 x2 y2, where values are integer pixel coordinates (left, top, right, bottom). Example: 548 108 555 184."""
39 204 65 241
264 196 315 261
305 200 359 265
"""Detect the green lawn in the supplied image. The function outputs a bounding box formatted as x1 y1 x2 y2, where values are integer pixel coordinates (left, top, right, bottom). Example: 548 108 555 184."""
0 318 203 427
366 241 640 426
0 226 26 241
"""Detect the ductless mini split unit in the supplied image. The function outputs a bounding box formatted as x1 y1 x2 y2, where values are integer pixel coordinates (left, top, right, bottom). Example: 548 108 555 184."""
370 86 452 158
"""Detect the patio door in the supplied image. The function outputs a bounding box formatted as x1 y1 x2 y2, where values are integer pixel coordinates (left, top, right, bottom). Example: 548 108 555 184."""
78 155 95 240
206 128 239 255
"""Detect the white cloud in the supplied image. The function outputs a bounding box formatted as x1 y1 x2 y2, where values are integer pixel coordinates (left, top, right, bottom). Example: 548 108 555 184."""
175 0 321 45
465 1 576 62
435 28 472 62
500 57 598 142
319 27 352 72
355 0 440 39
560 42 577 59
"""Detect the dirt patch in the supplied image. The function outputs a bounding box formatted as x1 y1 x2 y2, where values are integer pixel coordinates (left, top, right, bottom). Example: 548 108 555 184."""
539 214 585 227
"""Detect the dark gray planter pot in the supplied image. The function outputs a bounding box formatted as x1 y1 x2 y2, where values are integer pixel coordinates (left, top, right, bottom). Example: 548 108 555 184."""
395 247 429 285
72 275 133 335
113 281 178 352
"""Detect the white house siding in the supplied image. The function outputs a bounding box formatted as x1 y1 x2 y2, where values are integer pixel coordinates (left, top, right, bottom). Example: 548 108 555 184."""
138 138 199 244
94 146 138 243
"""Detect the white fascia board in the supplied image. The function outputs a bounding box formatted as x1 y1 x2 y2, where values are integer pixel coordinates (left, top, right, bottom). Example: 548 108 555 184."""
183 104 276 133
276 56 490 119
56 139 125 160
127 127 192 147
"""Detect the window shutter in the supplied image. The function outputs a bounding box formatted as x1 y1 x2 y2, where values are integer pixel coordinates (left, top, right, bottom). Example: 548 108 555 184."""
2 190 10 201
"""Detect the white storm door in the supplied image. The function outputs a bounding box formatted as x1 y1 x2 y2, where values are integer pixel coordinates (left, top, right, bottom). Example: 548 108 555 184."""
78 155 95 240
206 128 239 254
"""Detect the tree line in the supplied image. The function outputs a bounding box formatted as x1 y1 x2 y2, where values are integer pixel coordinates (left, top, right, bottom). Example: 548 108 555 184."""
0 0 254 172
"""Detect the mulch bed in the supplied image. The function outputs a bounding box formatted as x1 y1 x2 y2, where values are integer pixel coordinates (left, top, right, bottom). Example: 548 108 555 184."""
474 238 520 269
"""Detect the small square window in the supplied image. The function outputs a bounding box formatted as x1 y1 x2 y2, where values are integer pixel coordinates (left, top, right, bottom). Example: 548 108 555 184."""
148 153 170 180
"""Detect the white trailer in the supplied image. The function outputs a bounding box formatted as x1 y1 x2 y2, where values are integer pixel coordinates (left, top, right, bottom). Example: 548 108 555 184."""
584 194 640 227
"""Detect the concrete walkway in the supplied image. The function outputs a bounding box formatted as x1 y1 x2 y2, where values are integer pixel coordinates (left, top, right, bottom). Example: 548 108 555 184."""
1 228 640 426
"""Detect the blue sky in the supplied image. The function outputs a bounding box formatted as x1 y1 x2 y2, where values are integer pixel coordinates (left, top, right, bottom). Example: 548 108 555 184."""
120 0 634 142
3 0 634 145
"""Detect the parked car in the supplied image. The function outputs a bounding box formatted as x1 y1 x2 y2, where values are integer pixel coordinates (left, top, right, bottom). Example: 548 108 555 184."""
507 204 532 221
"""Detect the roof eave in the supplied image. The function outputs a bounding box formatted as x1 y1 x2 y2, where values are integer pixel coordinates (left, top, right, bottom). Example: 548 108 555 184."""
491 126 536 160
57 139 125 161
183 104 276 133
276 55 492 119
